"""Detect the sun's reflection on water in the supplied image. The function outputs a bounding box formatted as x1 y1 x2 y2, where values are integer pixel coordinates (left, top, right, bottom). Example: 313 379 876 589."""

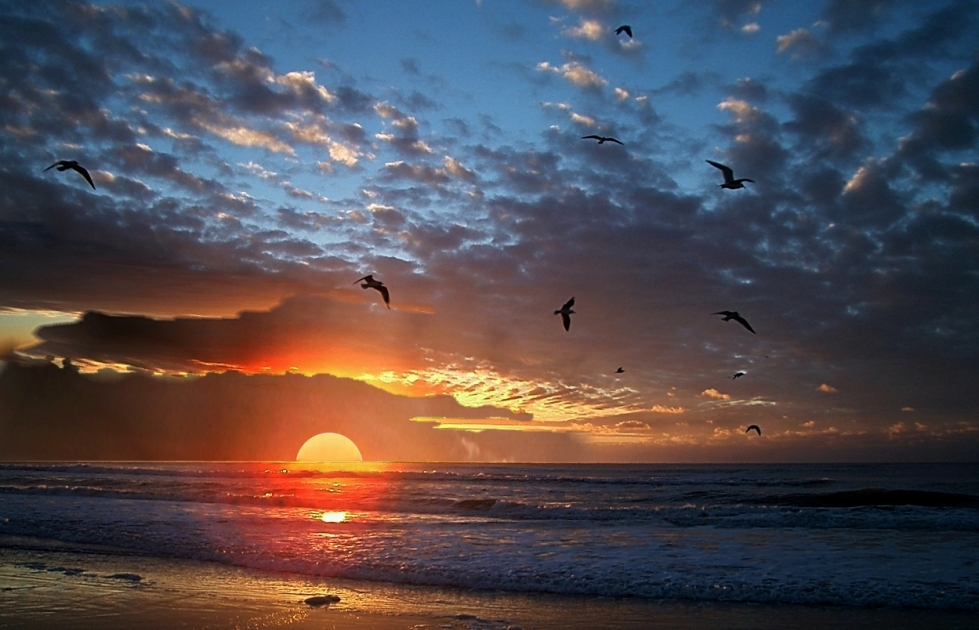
320 511 347 523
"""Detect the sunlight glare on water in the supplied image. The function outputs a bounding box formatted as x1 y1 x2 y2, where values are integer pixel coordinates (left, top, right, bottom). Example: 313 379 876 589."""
321 511 347 523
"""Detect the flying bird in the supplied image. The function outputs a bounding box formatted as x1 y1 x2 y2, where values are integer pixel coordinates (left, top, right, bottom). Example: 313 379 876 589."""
745 425 762 436
615 367 625 374
44 160 95 189
555 297 575 332
732 371 745 379
353 275 390 308
582 135 623 145
615 25 633 37
714 311 756 334
706 160 754 190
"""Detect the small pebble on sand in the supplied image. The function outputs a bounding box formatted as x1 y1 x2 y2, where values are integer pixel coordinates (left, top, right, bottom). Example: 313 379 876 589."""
304 595 341 607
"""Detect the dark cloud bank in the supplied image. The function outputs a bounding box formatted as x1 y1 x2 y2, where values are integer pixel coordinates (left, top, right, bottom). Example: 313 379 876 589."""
0 361 555 462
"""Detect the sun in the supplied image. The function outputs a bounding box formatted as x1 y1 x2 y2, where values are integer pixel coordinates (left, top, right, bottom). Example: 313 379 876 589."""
296 432 363 462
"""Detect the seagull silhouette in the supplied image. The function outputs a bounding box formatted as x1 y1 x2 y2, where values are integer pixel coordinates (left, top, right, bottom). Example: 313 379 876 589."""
745 425 762 436
714 311 756 334
44 160 95 189
353 275 390 308
706 160 754 190
582 135 623 145
555 297 575 332
615 25 632 37
732 371 745 379
615 367 625 374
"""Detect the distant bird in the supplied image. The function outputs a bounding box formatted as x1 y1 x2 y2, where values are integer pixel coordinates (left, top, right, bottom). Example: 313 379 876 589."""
353 275 390 308
615 367 625 374
732 371 745 379
615 25 633 37
582 135 623 145
44 160 95 189
555 297 575 331
706 160 754 190
714 311 756 334
745 425 762 436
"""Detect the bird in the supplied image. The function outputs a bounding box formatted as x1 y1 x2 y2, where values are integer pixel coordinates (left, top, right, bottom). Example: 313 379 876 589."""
353 275 390 308
555 297 575 331
706 160 754 190
745 425 762 436
44 160 95 189
615 367 625 374
714 311 756 334
582 135 623 145
732 371 745 379
615 25 632 37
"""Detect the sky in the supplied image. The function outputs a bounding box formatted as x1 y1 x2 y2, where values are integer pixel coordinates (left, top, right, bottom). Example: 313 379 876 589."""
1 0 978 462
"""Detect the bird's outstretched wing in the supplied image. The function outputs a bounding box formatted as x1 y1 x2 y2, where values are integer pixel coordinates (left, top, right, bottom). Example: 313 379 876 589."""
376 285 391 308
607 137 624 145
582 135 602 141
561 313 571 331
43 161 62 172
353 275 373 284
616 25 632 37
733 314 756 334
562 297 575 310
706 160 735 184
745 425 762 435
70 163 96 189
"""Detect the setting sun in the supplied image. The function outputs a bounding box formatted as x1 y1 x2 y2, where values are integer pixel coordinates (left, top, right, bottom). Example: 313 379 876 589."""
296 432 363 462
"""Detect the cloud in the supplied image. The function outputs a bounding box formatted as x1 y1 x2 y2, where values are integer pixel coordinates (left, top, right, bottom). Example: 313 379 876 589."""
776 28 830 60
562 18 605 40
817 384 838 393
704 0 762 30
546 0 617 15
537 60 608 89
374 102 434 155
701 388 731 401
820 0 897 34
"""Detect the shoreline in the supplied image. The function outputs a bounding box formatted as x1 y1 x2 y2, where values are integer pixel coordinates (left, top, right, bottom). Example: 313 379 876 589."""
2 537 976 629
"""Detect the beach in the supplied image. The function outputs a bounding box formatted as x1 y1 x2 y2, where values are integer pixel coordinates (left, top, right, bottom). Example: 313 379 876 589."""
2 462 978 629
3 537 977 630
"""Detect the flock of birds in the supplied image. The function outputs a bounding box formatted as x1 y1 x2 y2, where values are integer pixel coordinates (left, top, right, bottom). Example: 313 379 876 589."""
42 23 765 438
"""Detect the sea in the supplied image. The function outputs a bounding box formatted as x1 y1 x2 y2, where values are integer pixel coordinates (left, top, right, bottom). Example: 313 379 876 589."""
1 462 977 612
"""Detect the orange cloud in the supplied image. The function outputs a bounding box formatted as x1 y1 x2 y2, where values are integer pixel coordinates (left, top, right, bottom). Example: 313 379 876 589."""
700 388 730 401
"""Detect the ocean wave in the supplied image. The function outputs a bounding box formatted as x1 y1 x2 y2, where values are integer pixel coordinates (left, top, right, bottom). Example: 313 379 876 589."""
752 488 979 509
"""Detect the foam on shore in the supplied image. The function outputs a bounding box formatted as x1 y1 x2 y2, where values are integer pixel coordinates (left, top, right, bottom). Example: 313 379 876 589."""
2 539 977 630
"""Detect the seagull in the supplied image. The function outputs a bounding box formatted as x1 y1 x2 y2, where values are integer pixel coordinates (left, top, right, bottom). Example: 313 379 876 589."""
615 25 633 37
714 311 756 334
44 160 95 189
615 367 625 374
745 425 762 436
732 371 745 379
582 135 623 145
706 160 754 190
353 275 390 308
555 297 575 331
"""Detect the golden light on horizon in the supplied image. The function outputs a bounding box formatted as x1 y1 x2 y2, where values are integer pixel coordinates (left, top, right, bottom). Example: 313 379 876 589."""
296 432 363 462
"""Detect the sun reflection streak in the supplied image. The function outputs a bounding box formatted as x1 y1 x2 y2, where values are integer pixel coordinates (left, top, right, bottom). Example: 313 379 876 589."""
320 511 347 523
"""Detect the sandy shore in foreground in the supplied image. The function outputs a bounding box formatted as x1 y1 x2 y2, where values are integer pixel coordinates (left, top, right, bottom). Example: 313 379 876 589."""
1 538 976 630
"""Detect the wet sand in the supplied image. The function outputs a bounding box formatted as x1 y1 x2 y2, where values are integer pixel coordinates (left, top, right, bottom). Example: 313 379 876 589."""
1 539 976 630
